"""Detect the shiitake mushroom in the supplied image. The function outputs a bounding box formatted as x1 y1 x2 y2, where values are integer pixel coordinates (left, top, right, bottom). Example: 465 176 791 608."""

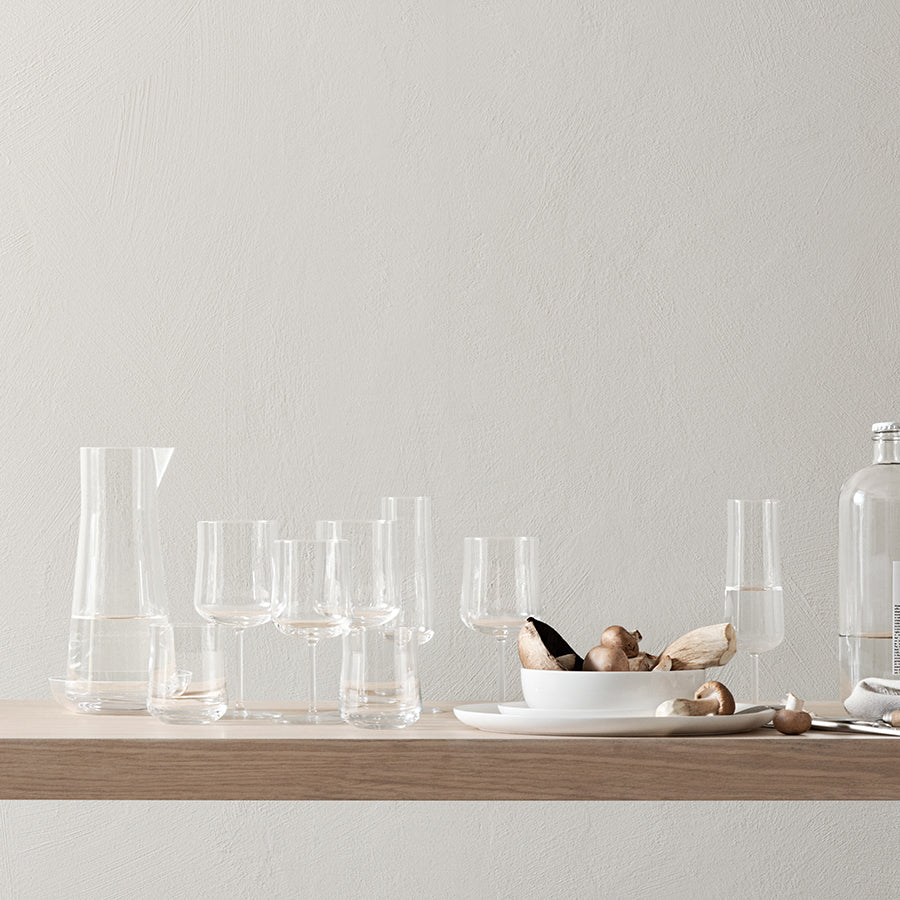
518 618 584 670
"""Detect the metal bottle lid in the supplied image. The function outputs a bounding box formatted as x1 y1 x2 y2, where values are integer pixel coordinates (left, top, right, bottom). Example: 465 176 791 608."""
872 422 900 433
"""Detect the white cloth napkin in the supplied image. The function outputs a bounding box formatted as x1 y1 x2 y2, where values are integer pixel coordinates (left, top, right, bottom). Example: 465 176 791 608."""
843 678 900 719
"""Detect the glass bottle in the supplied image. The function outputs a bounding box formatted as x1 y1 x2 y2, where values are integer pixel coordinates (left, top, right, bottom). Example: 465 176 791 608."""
838 423 900 699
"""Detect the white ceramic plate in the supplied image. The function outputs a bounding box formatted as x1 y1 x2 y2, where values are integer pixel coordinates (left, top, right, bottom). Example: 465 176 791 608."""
453 703 773 736
497 701 651 719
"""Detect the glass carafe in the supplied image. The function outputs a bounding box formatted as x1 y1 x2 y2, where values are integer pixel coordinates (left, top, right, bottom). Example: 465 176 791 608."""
839 423 900 699
66 447 173 712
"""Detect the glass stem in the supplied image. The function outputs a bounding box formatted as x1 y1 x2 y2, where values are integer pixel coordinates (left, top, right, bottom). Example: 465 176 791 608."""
308 639 319 716
749 652 760 704
234 627 246 714
496 634 507 703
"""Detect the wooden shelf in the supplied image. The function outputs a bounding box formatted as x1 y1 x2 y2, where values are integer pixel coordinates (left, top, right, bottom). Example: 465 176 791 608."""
0 701 895 800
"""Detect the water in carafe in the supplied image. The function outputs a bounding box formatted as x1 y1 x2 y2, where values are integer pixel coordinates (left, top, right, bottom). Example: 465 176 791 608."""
65 447 173 712
838 423 900 699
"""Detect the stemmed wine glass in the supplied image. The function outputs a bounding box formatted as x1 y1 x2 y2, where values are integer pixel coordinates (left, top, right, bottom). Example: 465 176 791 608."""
379 497 438 711
314 520 400 627
272 539 351 723
460 536 540 703
194 519 280 720
724 499 784 704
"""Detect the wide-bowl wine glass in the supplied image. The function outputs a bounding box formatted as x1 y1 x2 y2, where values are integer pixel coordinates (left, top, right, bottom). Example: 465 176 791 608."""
379 497 439 712
724 499 784 704
460 536 540 703
314 520 399 627
194 519 280 720
272 539 350 723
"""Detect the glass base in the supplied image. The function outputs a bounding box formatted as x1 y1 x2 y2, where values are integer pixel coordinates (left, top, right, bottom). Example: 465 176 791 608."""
50 678 149 715
148 705 228 725
342 709 421 729
280 710 343 724
220 708 283 721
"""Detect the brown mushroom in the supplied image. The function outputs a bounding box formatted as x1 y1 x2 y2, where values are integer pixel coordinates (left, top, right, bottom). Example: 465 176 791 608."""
517 618 583 671
628 652 659 672
583 644 630 672
694 681 736 715
600 626 642 658
656 681 735 716
773 693 812 734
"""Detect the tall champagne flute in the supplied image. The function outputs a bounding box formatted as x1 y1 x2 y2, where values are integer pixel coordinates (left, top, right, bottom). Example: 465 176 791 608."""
724 499 784 704
460 536 540 702
194 520 280 720
272 539 350 723
379 497 439 711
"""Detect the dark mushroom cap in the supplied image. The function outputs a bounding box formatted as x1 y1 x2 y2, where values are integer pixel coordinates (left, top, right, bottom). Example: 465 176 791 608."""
693 681 736 715
773 709 813 734
518 618 584 670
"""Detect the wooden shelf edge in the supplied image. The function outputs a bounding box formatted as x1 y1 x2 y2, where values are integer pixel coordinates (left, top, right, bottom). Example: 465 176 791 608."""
1 736 897 801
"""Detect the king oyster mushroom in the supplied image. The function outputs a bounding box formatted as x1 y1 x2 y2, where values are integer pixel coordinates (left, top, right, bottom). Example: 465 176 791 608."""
517 618 583 670
652 623 737 671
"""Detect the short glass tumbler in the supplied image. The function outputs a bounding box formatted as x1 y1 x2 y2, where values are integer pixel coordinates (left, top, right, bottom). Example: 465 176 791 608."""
339 626 421 729
147 623 227 725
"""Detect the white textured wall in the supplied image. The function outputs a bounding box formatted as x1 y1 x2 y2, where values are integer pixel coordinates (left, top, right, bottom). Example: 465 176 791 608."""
1 2 899 897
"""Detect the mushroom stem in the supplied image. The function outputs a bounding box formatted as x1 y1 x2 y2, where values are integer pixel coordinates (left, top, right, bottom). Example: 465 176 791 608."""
784 692 804 712
656 681 736 717
656 696 719 716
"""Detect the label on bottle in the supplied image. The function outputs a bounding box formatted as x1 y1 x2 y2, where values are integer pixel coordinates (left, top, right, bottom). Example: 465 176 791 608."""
894 562 900 675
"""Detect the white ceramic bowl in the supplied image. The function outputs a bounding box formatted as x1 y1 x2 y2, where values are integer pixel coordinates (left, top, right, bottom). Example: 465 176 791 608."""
520 668 708 713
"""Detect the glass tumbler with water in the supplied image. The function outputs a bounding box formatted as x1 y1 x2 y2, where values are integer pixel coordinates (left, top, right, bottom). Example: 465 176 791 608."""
340 626 421 729
148 623 227 724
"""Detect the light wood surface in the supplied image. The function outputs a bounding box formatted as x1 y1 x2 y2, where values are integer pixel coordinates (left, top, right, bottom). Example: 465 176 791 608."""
0 701 896 800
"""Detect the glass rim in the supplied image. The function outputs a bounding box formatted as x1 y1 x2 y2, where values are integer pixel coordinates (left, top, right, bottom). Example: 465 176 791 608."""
274 538 349 546
463 535 538 542
80 446 174 452
379 495 432 502
726 498 779 506
196 519 279 526
316 518 393 525
315 518 395 531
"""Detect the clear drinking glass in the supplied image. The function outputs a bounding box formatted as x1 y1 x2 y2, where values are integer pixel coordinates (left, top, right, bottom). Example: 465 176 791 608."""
65 446 174 713
147 623 227 724
379 497 439 712
460 536 540 702
724 499 784 703
194 520 280 720
272 539 351 723
339 626 421 729
314 520 399 627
